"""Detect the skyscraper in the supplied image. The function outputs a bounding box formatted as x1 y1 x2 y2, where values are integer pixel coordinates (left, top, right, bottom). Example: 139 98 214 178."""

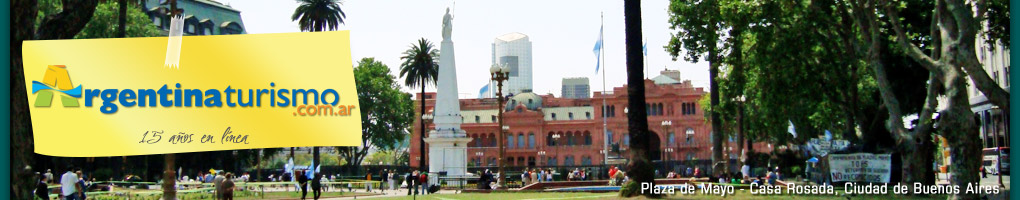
561 77 590 99
491 32 533 96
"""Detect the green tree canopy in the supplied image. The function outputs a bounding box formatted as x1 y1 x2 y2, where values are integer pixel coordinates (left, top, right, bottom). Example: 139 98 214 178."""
336 57 414 174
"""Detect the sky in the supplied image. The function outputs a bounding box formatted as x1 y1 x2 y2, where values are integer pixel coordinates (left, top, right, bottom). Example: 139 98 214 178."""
217 0 709 98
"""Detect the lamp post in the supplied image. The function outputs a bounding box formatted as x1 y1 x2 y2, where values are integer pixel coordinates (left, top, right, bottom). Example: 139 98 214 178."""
490 64 510 188
421 112 434 171
552 134 561 167
475 151 484 166
538 151 547 166
661 121 672 162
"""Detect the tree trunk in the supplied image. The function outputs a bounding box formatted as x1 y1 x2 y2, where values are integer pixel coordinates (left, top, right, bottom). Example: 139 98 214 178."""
118 0 126 38
313 147 320 174
162 154 176 200
620 0 657 197
942 70 982 200
256 149 262 182
12 0 99 198
419 79 427 171
707 0 724 177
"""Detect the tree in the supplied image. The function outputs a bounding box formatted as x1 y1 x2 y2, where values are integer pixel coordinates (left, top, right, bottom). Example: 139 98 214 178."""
848 0 1009 198
72 0 161 39
398 38 439 171
12 0 99 198
292 0 346 32
337 58 414 174
666 0 726 176
292 0 347 173
619 0 657 198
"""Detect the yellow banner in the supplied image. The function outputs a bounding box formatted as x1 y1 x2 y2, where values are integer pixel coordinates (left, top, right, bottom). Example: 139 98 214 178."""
22 31 362 157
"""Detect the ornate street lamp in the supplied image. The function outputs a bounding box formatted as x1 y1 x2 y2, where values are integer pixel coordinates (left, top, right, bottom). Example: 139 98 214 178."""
661 121 672 162
552 134 561 167
490 64 510 188
421 112 434 170
475 151 484 166
538 151 547 166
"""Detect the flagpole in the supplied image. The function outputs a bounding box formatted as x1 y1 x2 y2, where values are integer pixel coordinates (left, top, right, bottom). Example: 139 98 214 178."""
601 12 609 167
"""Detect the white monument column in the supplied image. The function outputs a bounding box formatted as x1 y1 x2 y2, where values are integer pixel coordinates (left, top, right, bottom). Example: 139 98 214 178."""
424 7 471 184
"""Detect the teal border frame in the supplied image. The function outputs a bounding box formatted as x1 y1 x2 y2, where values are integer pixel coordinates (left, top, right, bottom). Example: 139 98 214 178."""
1009 0 1017 198
0 0 1012 199
2 0 12 198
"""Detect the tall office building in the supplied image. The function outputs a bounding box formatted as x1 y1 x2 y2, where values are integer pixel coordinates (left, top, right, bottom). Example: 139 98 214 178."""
491 32 533 96
970 25 1010 150
561 77 590 99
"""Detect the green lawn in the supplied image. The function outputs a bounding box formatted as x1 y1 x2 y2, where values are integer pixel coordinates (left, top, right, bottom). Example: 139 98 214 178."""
369 191 952 200
89 191 377 200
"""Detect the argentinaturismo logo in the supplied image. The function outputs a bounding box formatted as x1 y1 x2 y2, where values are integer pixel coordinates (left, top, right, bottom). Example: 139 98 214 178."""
30 65 357 116
32 65 82 107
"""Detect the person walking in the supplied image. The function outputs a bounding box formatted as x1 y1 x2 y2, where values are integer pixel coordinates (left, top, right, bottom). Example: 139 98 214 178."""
60 167 78 200
213 172 226 199
388 170 396 191
366 172 373 192
75 171 87 200
221 173 236 200
45 169 54 184
406 171 415 195
311 174 322 200
419 171 428 195
379 169 387 192
297 170 308 199
36 175 49 200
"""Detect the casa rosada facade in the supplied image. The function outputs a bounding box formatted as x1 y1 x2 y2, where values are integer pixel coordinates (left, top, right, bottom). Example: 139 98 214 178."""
410 71 768 168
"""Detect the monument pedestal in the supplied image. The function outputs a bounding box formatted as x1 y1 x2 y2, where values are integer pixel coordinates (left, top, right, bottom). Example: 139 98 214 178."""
425 133 471 186
424 8 471 187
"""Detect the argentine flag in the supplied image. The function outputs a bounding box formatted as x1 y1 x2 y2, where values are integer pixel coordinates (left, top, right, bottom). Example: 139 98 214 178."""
593 26 603 74
479 84 490 98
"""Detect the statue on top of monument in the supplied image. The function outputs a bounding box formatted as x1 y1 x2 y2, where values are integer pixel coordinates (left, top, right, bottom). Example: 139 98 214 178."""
442 7 453 41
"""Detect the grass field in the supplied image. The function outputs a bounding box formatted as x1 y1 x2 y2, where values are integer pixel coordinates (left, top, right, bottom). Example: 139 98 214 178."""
89 191 378 200
368 191 954 200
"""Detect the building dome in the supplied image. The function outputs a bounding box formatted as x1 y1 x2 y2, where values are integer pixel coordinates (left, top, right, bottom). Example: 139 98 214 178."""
505 92 542 111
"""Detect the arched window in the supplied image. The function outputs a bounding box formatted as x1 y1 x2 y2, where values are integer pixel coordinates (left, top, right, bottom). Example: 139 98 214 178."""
586 112 591 119
528 133 536 149
547 132 555 146
489 133 496 147
507 134 514 149
517 157 525 166
568 112 574 120
475 116 480 123
581 156 592 165
517 133 525 149
658 103 664 116
564 156 575 166
606 130 614 145
584 132 592 145
547 157 558 166
551 113 557 120
623 134 630 146
668 132 675 146
566 132 575 146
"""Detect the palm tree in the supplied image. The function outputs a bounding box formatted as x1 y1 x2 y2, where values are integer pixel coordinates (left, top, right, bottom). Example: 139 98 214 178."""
292 0 346 32
621 0 657 198
292 0 346 173
398 38 439 171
